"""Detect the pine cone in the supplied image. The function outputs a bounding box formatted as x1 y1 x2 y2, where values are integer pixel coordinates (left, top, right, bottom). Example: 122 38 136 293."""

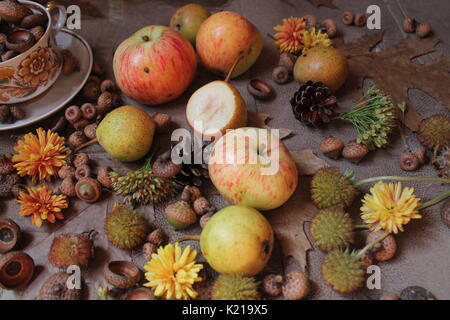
290 81 337 127
172 142 210 188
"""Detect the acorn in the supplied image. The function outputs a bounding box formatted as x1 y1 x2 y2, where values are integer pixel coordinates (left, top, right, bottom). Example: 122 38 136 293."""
6 30 35 53
0 219 22 254
65 105 82 124
263 273 283 297
181 185 202 203
354 13 367 26
247 79 273 100
30 26 45 41
321 19 338 38
68 131 87 148
342 11 354 25
1 50 17 62
152 112 172 134
152 150 182 179
302 14 317 27
320 136 344 160
165 201 197 229
278 52 296 72
100 79 116 93
343 141 369 163
142 242 157 261
97 91 114 114
81 103 97 120
84 123 97 140
402 17 416 33
60 177 76 197
73 119 90 131
20 13 47 29
37 272 82 300
146 228 165 246
104 261 141 289
399 152 420 171
413 146 427 165
272 65 290 84
0 154 14 174
199 214 211 229
193 197 214 215
73 152 89 168
282 270 310 300
97 166 112 189
75 177 101 203
75 164 91 180
366 231 397 262
0 105 10 123
416 23 432 38
9 105 25 120
83 81 101 101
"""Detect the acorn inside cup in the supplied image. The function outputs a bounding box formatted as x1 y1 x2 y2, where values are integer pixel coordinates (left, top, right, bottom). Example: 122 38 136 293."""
0 0 67 105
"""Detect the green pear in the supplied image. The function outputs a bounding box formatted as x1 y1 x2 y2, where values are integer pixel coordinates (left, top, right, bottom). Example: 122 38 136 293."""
96 106 155 162
169 3 210 45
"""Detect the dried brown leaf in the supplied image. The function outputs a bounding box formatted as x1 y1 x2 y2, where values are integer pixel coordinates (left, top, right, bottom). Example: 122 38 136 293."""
335 32 450 131
266 149 329 269
247 111 294 140
291 149 330 175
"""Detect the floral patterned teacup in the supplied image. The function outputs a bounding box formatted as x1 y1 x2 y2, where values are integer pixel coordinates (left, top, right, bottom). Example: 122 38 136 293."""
0 1 67 104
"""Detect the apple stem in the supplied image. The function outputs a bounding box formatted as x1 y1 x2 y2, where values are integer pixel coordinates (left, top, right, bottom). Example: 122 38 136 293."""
225 54 243 83
74 138 98 153
176 235 201 243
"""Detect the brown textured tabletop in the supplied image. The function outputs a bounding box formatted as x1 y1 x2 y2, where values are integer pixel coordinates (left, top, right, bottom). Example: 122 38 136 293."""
1 0 449 300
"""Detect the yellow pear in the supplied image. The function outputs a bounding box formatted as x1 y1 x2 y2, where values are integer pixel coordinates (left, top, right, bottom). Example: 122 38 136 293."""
96 106 155 162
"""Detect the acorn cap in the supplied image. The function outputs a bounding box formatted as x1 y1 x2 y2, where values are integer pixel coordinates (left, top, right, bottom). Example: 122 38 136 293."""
37 272 82 300
104 260 141 289
282 270 310 300
343 140 369 163
320 136 344 160
0 219 22 254
0 251 34 290
366 231 397 262
123 288 156 300
165 201 196 229
0 0 32 23
48 233 94 268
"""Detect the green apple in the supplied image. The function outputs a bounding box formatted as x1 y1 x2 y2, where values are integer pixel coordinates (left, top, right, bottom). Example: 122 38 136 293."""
169 3 210 45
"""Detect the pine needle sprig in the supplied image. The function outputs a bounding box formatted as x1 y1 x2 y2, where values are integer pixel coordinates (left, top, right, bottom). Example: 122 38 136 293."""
334 87 397 150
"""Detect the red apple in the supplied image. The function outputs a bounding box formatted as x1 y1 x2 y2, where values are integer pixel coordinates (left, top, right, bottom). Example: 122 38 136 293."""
196 11 263 79
113 25 197 105
208 128 298 210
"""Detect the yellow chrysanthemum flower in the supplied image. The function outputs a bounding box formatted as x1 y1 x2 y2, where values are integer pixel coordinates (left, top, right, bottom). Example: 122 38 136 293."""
274 17 307 54
12 128 68 184
361 181 422 234
302 27 332 53
144 243 203 300
17 185 68 228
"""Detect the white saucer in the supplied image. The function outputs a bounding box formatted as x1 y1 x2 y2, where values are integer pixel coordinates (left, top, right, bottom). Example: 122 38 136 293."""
0 29 93 131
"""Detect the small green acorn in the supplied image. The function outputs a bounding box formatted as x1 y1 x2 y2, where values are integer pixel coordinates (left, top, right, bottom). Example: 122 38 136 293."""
165 201 196 229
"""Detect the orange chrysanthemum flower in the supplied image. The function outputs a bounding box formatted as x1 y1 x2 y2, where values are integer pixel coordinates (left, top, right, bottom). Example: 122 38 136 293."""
12 128 69 184
17 185 68 228
273 17 307 54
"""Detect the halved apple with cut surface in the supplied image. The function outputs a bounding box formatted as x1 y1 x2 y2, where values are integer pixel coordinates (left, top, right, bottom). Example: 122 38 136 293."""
186 80 247 138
